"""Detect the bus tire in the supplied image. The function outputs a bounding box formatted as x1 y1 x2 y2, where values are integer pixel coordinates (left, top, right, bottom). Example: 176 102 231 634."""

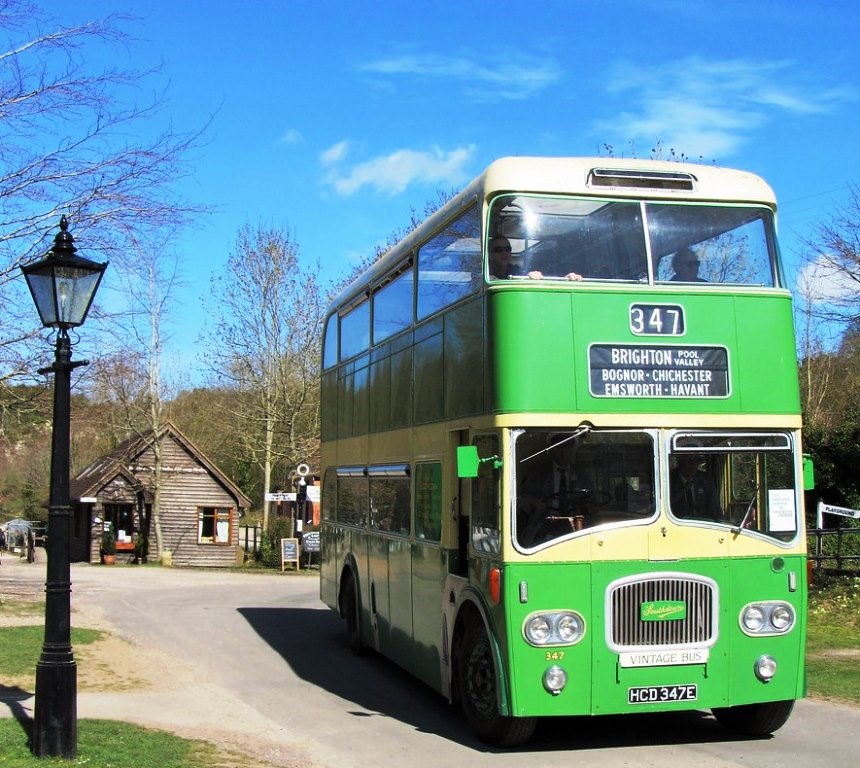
342 572 366 656
711 699 795 736
457 621 536 747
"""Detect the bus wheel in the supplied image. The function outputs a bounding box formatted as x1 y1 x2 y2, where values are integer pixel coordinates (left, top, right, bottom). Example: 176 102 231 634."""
342 573 366 656
457 621 536 747
711 700 795 736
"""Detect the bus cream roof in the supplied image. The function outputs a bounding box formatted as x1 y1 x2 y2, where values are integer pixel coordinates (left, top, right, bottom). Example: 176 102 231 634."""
327 156 777 313
481 156 777 207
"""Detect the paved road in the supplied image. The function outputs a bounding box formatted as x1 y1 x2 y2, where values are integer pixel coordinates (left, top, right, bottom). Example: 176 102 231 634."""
3 558 859 767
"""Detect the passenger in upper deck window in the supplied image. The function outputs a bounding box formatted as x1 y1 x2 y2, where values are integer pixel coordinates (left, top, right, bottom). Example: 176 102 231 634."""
525 246 583 282
488 237 522 279
671 247 707 282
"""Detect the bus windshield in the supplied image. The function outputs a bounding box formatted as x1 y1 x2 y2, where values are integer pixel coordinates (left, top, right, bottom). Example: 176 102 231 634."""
488 195 777 286
669 432 797 542
515 429 656 549
514 428 798 550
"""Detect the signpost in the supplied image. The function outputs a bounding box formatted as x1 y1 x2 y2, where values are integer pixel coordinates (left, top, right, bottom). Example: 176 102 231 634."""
266 492 296 502
816 500 860 528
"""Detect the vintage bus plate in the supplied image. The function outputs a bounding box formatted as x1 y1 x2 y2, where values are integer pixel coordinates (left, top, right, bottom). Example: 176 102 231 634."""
627 684 698 704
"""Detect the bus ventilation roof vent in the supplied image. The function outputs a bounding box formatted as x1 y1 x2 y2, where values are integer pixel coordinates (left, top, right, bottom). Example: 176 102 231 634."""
589 168 696 191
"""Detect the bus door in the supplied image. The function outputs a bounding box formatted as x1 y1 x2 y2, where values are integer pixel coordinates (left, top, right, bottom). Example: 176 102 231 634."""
450 429 470 577
411 459 446 689
367 465 412 665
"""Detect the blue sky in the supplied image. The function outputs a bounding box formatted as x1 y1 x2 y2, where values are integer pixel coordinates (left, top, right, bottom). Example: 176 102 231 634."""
38 0 860 373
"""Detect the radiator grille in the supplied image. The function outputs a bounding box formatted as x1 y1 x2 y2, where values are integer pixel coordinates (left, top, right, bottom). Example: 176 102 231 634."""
608 575 717 650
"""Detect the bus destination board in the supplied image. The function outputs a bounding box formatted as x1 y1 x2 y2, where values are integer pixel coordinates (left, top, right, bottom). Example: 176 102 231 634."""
589 344 729 398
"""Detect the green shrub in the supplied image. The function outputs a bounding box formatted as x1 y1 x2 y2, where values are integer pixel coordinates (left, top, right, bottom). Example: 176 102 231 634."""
259 516 293 569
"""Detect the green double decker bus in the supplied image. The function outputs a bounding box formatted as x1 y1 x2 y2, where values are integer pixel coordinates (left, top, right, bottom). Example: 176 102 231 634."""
319 157 809 746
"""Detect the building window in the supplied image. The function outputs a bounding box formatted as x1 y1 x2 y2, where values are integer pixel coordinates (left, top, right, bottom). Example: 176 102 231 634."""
198 507 232 544
104 503 135 549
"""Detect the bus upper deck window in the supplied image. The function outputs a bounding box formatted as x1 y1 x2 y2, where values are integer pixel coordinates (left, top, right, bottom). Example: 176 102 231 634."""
648 204 777 287
488 195 648 282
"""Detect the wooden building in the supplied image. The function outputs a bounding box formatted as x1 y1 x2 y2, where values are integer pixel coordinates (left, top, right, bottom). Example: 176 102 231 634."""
69 422 251 567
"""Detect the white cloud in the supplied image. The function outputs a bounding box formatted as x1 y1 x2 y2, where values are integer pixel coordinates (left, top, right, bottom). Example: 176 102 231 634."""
599 57 855 160
320 140 350 165
358 52 561 100
278 128 304 145
324 145 475 197
796 254 858 303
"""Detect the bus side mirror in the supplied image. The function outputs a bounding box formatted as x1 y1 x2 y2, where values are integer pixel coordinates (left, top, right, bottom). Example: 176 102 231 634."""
457 446 480 478
803 454 815 491
457 446 503 478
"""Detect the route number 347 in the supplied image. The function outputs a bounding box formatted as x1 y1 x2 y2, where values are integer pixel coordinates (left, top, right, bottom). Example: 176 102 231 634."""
630 304 685 336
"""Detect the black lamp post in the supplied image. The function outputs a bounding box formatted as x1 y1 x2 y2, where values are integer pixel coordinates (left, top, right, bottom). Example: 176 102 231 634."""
20 216 107 759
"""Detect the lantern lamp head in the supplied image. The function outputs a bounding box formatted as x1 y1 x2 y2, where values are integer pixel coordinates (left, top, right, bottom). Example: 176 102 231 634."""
21 216 107 330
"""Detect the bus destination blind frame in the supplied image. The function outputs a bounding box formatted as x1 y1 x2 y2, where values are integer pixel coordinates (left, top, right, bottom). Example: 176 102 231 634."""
589 343 730 398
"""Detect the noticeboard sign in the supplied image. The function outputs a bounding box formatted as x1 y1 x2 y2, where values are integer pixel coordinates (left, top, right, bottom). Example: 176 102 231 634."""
589 343 729 398
302 531 320 553
280 538 299 571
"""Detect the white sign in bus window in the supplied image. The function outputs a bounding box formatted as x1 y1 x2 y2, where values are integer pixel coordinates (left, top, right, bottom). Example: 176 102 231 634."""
767 489 796 532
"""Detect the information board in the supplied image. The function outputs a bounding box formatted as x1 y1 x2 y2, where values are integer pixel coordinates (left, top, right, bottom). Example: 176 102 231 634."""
589 344 729 398
302 531 320 553
280 538 299 571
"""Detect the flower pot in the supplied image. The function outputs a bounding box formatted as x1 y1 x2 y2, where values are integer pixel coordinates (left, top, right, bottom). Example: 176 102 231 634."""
102 554 116 565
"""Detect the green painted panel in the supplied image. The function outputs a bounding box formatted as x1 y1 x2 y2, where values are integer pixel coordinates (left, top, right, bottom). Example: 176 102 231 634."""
414 332 444 424
369 356 390 434
352 363 369 437
444 299 485 417
410 542 447 689
499 556 805 717
390 347 412 428
386 537 414 669
320 370 337 442
491 290 576 412
490 288 800 415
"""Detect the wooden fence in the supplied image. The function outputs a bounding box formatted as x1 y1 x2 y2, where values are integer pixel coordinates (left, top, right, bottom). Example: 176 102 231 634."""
807 527 860 575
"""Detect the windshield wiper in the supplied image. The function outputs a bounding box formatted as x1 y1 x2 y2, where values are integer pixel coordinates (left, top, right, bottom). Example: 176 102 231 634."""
733 485 759 534
520 425 591 463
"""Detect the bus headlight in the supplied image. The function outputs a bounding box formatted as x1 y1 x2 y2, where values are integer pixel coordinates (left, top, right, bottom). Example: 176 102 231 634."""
771 604 794 631
557 613 585 643
525 615 552 644
543 665 568 695
740 602 796 636
755 655 777 682
742 606 766 632
523 611 585 646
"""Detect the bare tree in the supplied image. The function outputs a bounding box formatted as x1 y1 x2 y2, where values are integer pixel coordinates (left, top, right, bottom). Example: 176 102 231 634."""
85 231 184 560
801 184 860 327
0 1 208 382
794 183 860 428
332 189 457 295
204 224 325 530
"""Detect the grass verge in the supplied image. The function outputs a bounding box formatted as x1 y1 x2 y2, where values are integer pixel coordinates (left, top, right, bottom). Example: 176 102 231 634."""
0 718 271 768
0 626 101 679
807 576 860 704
